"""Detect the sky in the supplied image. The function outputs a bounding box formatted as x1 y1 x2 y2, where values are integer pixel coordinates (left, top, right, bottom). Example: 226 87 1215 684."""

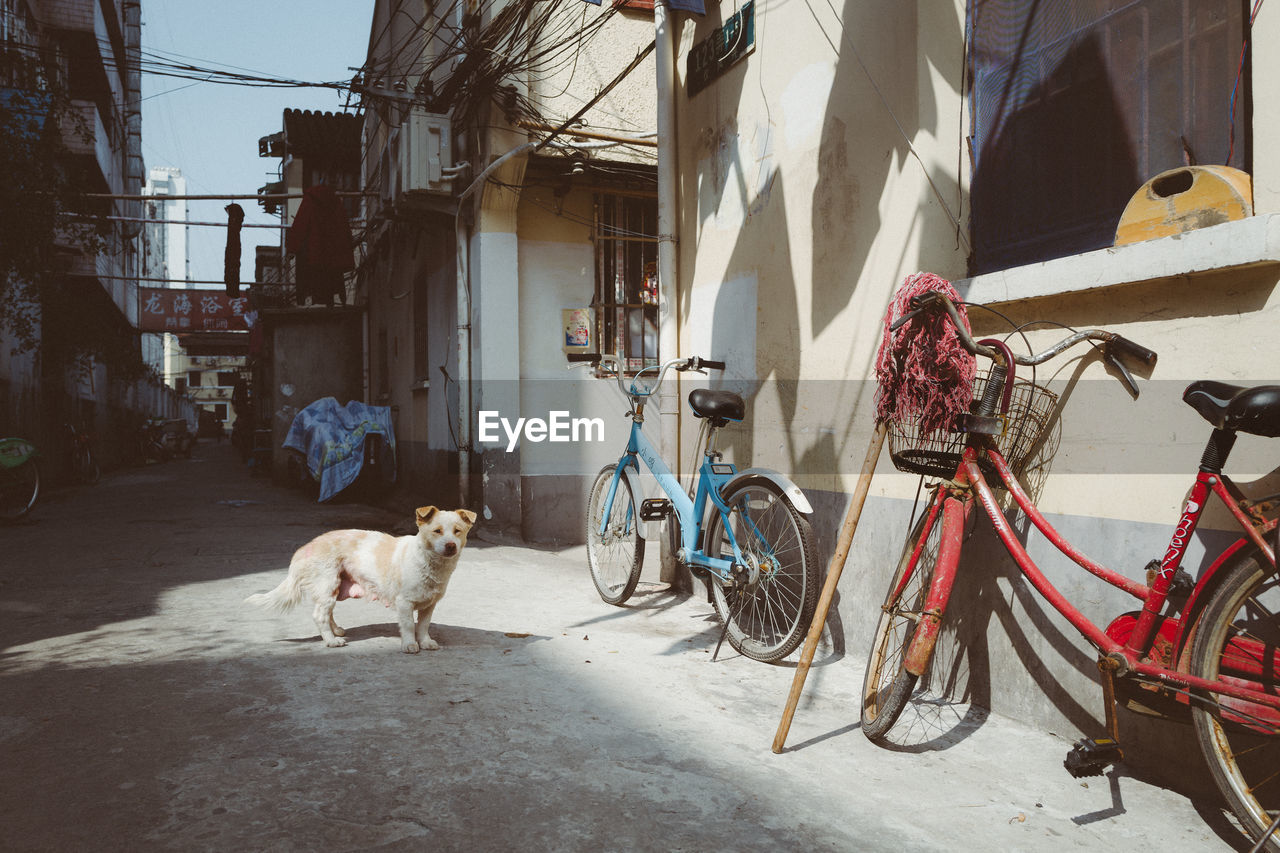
139 1 375 287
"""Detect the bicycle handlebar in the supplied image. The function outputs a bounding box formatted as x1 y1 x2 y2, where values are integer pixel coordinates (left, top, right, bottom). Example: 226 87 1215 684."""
566 353 726 399
892 292 1157 397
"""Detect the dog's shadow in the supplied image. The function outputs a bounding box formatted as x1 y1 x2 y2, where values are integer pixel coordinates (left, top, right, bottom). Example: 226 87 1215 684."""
280 622 549 649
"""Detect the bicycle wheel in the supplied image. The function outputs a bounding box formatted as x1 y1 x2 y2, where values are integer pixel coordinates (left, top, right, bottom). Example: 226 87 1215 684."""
586 464 644 605
0 458 39 520
707 478 818 663
1189 554 1280 851
74 445 100 484
861 504 943 741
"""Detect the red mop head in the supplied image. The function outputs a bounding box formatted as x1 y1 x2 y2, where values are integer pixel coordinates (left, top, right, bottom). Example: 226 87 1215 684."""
874 272 976 436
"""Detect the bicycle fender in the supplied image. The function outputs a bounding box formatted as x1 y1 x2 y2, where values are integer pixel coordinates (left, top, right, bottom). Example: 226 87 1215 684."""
722 468 813 514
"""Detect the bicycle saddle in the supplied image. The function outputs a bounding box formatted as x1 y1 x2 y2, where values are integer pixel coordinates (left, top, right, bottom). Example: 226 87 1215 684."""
1183 381 1280 437
689 389 745 425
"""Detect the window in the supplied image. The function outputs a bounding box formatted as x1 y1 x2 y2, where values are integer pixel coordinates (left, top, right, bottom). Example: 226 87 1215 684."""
594 193 659 372
216 371 237 387
188 370 201 387
968 0 1246 274
212 403 228 420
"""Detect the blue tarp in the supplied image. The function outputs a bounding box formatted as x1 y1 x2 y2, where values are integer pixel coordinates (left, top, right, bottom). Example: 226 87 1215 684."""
283 398 396 502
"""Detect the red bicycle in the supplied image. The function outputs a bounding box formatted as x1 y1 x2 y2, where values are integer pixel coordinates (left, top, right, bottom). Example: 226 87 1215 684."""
862 292 1280 850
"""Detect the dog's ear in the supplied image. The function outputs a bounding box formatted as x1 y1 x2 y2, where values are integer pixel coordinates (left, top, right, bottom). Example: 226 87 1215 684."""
457 509 477 528
415 506 438 527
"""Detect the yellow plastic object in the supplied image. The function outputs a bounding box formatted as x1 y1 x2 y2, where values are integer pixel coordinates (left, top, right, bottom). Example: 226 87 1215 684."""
1114 165 1253 246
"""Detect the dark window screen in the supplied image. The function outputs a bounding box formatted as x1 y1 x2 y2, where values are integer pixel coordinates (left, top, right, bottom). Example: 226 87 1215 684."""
969 0 1246 274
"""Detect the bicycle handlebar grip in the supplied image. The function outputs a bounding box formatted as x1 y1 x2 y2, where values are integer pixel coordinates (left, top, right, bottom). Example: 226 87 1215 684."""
566 353 602 363
701 359 726 371
1107 335 1158 367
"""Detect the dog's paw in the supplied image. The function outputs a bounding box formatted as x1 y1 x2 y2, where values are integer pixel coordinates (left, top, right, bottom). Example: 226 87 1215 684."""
403 642 421 654
420 638 441 651
332 625 346 637
325 637 348 648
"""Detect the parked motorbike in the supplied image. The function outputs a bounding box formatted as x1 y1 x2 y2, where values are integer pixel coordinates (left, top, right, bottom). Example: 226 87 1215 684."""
136 418 172 463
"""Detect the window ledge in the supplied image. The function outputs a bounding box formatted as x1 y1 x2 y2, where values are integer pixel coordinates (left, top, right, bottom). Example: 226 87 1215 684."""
955 214 1280 305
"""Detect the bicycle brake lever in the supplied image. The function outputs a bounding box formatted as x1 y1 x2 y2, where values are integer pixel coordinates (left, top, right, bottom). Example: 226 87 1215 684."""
889 306 925 332
1103 347 1140 399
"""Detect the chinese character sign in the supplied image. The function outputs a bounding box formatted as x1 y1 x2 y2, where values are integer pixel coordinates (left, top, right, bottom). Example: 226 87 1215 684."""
139 288 250 332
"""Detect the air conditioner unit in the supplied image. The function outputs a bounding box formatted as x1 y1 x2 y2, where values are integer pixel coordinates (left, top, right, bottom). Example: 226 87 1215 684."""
396 108 452 198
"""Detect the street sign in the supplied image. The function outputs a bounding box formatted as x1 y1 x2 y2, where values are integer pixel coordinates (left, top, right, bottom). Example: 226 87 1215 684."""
687 1 754 97
139 287 251 332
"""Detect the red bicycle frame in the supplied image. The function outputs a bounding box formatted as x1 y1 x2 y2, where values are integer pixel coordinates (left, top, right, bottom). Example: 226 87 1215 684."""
901 440 1280 721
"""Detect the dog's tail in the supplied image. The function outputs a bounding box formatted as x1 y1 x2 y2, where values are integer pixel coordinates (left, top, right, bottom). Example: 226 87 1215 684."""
245 570 305 612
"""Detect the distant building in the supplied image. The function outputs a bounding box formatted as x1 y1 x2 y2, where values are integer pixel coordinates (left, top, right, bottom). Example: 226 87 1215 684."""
0 0 193 470
181 351 246 437
142 166 191 392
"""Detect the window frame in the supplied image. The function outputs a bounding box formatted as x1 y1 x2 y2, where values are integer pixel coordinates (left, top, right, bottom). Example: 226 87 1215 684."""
592 191 660 374
966 0 1248 275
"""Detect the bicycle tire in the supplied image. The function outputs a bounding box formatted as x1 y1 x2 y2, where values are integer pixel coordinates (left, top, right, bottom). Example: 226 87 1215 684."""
75 445 100 484
0 458 39 520
861 506 943 741
706 478 818 663
1189 554 1280 851
586 464 644 605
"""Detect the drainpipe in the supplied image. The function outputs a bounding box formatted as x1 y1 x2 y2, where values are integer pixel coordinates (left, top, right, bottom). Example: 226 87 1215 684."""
455 141 536 510
655 1 680 583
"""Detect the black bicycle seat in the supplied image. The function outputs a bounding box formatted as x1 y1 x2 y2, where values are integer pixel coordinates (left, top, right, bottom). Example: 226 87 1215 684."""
689 389 744 425
1183 381 1280 437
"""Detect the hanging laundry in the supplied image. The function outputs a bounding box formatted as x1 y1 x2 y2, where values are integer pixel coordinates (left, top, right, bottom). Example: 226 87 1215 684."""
224 203 244 297
286 184 353 306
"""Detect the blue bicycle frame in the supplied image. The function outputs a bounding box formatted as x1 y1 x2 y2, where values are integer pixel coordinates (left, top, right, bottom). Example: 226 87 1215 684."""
598 388 747 584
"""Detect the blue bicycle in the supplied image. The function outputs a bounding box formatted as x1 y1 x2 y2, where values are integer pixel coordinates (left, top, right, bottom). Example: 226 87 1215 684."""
569 353 818 662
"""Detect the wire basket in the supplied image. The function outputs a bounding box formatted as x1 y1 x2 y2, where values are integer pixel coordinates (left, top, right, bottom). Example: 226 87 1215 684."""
887 370 1059 478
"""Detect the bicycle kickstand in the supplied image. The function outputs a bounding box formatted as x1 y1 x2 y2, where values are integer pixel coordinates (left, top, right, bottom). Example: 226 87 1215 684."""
1064 657 1125 778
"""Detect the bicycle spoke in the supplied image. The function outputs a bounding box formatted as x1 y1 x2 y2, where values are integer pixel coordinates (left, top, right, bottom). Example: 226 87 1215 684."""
1247 765 1280 796
709 481 817 662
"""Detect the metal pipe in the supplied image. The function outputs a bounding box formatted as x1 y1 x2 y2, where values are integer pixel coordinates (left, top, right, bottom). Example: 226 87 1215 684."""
83 191 373 202
455 141 537 509
655 0 681 584
66 215 303 229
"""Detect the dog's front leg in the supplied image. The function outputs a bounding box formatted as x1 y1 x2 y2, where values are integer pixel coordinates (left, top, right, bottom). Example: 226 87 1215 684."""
414 602 440 651
397 600 421 653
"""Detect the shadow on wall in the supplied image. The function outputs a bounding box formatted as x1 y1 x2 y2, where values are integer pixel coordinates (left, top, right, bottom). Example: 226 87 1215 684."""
969 26 1140 272
674 0 966 607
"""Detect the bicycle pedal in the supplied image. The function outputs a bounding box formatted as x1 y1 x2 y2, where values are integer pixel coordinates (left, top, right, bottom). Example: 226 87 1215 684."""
1063 737 1123 778
639 498 672 521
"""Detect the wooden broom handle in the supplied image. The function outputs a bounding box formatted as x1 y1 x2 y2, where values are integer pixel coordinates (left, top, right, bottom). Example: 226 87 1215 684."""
772 421 887 753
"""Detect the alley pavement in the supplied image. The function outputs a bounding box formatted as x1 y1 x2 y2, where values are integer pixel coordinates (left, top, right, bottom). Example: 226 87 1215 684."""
0 442 1252 851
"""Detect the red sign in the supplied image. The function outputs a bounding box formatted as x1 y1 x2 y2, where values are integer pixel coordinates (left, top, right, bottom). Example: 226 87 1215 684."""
139 288 250 333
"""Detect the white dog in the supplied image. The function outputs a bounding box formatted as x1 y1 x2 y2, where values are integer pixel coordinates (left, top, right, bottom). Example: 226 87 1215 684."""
246 506 476 653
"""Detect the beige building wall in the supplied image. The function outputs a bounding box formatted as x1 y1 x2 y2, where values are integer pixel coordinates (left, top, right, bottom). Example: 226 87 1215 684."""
663 0 1279 783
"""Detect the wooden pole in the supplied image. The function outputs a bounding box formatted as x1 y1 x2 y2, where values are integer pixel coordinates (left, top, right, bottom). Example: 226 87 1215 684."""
772 420 887 753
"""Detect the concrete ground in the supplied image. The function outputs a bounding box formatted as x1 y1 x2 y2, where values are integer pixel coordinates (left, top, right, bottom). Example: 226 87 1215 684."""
0 442 1253 851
